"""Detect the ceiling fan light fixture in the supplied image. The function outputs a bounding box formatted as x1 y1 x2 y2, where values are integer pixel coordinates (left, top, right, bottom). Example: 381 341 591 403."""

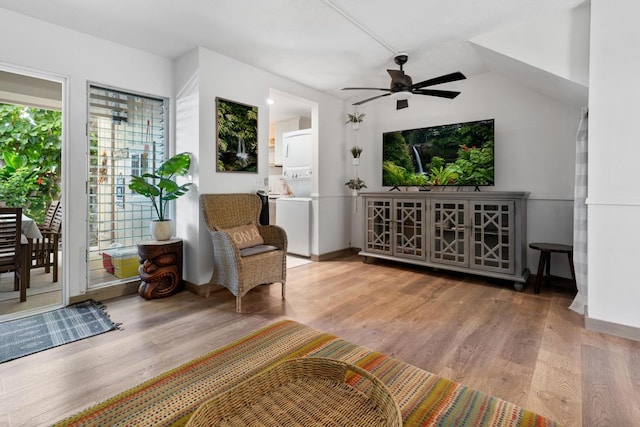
390 91 412 101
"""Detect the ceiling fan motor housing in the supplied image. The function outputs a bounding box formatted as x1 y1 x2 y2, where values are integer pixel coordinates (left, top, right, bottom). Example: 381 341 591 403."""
394 53 409 67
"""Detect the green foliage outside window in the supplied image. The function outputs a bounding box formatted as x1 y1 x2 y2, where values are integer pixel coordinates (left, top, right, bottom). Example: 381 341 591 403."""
0 104 62 223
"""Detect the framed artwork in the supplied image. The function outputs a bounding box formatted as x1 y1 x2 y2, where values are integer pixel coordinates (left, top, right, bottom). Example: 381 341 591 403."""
216 97 258 172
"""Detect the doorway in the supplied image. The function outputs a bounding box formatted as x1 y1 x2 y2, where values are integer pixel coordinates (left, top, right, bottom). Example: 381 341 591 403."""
0 67 65 320
268 89 317 260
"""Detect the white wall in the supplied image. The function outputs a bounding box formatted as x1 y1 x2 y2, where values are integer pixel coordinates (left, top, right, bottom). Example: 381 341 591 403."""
587 0 640 329
175 47 347 285
471 3 590 87
0 9 174 300
350 71 580 276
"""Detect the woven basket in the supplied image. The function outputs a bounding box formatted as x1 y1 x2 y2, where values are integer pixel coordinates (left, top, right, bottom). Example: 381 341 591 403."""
186 357 402 427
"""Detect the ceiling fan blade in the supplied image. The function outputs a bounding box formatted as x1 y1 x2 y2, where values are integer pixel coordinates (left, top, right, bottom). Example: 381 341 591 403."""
412 71 466 89
342 87 390 91
353 93 391 106
413 89 461 99
397 99 409 110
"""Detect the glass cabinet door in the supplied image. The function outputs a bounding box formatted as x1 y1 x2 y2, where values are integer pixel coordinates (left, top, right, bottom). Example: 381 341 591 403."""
365 198 392 255
393 199 426 260
431 199 468 267
471 201 515 274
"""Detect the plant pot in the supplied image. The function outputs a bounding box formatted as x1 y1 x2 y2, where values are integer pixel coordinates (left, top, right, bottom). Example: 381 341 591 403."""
150 219 172 241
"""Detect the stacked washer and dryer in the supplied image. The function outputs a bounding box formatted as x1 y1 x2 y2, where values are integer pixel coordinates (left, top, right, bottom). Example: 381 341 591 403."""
275 129 312 257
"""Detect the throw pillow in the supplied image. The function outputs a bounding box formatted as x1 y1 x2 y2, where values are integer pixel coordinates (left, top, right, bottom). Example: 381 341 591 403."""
223 223 264 249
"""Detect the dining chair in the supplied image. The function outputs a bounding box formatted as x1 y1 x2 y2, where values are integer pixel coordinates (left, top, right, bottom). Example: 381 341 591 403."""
31 203 62 282
39 200 60 232
0 207 27 302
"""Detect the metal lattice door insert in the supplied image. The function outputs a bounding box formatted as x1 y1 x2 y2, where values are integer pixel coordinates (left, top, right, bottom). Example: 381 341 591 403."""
431 200 467 266
393 199 426 259
365 199 392 254
471 201 515 273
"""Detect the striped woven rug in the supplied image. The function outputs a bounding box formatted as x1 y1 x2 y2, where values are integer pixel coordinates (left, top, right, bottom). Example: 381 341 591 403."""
54 320 558 426
0 300 119 363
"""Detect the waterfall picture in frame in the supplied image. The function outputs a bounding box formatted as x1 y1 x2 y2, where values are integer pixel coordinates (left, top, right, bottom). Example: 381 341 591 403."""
216 97 258 172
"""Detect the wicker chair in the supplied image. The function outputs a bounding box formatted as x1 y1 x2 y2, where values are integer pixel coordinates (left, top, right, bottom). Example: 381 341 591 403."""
200 193 287 313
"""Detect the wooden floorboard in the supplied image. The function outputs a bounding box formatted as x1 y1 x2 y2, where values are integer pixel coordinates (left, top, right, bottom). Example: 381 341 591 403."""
1 255 639 426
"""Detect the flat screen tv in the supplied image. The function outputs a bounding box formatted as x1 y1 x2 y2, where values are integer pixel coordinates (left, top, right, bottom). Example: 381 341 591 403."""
382 118 495 188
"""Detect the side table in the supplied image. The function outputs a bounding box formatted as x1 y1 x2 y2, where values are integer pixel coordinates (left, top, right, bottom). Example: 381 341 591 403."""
137 238 183 299
529 242 577 294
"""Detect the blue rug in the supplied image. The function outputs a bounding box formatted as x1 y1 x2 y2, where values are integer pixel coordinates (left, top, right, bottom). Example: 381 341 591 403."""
0 300 120 363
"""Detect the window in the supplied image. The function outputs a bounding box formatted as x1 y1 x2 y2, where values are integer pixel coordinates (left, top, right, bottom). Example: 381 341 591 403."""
87 84 167 287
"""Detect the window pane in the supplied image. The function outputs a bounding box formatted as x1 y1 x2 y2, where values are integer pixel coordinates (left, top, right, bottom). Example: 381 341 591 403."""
88 85 167 287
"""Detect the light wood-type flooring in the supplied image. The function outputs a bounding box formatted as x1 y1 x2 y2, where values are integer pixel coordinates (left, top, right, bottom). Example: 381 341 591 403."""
1 255 639 426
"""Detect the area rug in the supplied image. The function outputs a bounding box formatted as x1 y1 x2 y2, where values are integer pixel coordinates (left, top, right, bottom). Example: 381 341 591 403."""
54 319 557 427
0 300 120 363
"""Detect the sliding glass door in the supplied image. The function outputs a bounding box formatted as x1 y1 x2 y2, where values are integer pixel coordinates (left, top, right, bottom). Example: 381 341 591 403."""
0 67 64 318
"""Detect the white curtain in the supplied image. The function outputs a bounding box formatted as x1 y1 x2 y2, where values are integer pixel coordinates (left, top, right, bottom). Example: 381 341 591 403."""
569 108 588 314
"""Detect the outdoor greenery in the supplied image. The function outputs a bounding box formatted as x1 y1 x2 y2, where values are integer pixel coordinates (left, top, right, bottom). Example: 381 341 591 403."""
0 104 62 223
128 152 193 221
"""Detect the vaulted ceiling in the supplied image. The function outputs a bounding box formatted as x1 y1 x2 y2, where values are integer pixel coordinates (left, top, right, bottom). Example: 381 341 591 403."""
0 0 586 105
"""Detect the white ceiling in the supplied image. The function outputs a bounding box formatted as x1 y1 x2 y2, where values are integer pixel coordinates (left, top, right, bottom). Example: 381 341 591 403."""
0 0 584 108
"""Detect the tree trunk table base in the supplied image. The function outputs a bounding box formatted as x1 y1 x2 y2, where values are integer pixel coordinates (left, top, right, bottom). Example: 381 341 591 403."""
137 238 183 299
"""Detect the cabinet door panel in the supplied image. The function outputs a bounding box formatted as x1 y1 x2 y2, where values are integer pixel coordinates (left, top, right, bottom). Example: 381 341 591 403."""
431 200 468 266
471 201 515 274
393 199 426 260
365 198 392 254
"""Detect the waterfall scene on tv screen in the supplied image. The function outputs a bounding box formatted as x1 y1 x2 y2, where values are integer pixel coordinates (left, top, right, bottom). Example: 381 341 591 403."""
382 119 495 187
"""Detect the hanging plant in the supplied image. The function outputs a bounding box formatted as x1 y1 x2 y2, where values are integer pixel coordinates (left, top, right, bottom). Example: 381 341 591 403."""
350 146 363 158
345 177 367 191
345 112 365 125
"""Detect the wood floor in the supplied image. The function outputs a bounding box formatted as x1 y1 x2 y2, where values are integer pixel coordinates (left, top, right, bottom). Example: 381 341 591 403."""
1 255 639 426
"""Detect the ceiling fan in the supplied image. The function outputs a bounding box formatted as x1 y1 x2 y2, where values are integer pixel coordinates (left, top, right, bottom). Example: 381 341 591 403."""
342 53 466 110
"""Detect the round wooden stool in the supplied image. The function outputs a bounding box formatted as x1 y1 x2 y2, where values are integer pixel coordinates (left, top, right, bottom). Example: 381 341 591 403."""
529 242 577 294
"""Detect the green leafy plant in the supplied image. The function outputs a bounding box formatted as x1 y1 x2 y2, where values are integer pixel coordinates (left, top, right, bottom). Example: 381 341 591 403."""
345 177 367 191
428 165 459 186
382 161 428 186
128 152 193 221
345 112 365 125
350 146 363 158
425 142 494 186
0 104 62 223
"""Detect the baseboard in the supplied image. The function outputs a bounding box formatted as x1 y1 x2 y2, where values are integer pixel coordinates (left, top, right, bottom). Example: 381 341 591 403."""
69 280 140 304
184 281 211 297
311 247 359 262
585 306 640 342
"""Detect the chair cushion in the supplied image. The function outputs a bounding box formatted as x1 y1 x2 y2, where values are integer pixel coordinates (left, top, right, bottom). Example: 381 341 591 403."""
239 244 278 257
223 223 264 249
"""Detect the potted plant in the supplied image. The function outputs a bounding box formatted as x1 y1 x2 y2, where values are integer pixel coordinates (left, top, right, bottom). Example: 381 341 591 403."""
129 152 193 241
345 112 365 130
350 146 363 159
345 177 367 191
